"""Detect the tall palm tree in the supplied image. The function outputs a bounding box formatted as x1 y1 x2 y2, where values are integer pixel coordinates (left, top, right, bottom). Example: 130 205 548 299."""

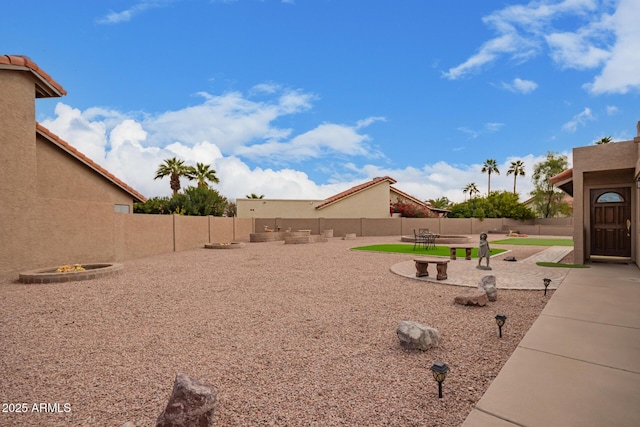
463 182 479 200
187 162 220 188
246 193 265 199
506 160 526 194
481 159 500 194
154 157 190 195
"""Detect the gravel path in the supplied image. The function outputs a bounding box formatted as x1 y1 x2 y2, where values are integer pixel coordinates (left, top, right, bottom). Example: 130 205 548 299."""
0 236 553 427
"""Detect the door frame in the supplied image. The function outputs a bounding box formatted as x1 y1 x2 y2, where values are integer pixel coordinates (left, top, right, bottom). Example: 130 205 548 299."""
589 186 632 260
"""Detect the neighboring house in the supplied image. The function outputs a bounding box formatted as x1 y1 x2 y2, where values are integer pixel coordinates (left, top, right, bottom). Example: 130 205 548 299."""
237 176 438 218
551 122 640 266
0 55 146 274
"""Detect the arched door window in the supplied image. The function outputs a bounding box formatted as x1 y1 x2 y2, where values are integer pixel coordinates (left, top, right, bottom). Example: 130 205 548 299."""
595 192 624 203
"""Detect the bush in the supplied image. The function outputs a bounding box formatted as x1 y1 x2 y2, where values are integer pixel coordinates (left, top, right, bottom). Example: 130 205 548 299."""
391 201 437 218
449 191 535 220
134 186 228 216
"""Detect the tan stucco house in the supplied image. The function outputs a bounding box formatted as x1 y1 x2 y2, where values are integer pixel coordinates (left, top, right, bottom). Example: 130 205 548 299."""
552 122 640 266
0 55 146 274
236 176 437 219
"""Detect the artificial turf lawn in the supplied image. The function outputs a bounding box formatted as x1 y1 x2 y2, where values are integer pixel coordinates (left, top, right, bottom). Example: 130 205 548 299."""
490 238 573 246
350 244 506 258
536 262 589 268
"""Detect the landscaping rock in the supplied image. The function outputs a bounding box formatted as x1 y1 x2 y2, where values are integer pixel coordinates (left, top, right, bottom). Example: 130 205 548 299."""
477 275 497 302
454 289 489 306
396 320 439 350
156 373 217 427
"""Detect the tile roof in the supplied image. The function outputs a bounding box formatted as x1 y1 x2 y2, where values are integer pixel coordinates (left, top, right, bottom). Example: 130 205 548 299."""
315 176 397 209
0 54 66 97
550 168 573 185
36 123 147 203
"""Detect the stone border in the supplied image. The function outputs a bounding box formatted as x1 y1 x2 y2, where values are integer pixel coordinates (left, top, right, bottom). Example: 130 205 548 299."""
204 242 245 249
18 263 124 284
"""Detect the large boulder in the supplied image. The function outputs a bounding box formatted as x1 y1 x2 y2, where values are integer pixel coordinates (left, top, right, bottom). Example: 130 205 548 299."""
156 373 217 427
396 321 439 350
477 275 497 301
454 289 489 306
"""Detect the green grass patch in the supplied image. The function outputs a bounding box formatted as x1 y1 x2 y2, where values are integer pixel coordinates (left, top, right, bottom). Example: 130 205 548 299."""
351 244 506 258
536 262 589 268
491 238 573 246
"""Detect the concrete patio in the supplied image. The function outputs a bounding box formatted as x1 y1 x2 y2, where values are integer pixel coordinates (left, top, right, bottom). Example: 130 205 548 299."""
463 262 640 427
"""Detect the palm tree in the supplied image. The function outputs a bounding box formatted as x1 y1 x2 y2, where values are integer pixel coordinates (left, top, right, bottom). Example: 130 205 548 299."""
463 182 479 200
186 162 220 188
427 197 451 209
246 193 265 199
596 136 612 145
481 159 500 194
506 160 526 194
155 157 191 195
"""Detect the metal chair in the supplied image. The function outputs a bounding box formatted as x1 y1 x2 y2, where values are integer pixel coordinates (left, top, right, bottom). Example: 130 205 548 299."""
424 232 437 250
413 229 427 250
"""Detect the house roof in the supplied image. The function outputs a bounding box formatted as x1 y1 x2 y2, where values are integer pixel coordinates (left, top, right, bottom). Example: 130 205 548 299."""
550 168 574 196
315 176 397 209
36 123 147 203
0 55 66 98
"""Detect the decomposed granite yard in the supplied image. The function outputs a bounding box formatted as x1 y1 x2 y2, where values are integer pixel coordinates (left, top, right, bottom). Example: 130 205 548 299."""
0 236 558 427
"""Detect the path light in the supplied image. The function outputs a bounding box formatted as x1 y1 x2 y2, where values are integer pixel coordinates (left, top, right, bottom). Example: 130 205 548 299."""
543 278 552 296
430 361 450 398
495 314 507 338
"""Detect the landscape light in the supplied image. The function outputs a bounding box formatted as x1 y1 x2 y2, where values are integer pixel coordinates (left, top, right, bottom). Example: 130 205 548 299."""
495 314 507 338
543 278 552 296
430 362 450 398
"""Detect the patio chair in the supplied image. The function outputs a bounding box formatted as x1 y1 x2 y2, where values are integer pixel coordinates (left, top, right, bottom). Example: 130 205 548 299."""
413 229 427 250
425 232 437 250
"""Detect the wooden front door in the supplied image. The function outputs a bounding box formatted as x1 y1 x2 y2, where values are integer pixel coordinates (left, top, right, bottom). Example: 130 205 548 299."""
590 187 631 258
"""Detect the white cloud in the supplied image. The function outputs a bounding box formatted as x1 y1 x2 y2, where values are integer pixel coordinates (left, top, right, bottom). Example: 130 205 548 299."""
38 85 382 199
37 92 568 205
501 77 539 94
443 0 640 94
562 107 594 132
584 0 640 94
485 122 505 132
458 122 504 139
98 0 170 24
606 105 620 115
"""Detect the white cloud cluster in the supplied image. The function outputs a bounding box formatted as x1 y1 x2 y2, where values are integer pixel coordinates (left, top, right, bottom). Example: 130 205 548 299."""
39 89 562 205
443 0 640 94
562 107 594 132
98 0 171 24
39 87 384 201
500 77 539 94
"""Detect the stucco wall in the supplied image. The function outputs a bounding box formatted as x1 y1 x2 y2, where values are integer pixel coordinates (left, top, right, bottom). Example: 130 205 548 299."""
0 71 41 275
36 136 134 206
572 140 637 264
121 214 175 261
255 217 572 238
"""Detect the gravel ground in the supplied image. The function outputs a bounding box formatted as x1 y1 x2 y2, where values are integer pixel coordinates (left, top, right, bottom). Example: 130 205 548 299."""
0 236 553 427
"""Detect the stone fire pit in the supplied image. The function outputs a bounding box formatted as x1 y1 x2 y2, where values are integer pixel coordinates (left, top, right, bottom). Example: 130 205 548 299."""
204 242 245 249
19 263 123 284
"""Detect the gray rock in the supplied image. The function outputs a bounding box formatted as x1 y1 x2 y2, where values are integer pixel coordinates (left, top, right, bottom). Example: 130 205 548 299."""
454 289 489 306
477 275 497 302
156 373 217 427
396 320 439 350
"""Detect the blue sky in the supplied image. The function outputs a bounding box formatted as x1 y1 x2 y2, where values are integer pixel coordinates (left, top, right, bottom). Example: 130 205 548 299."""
3 0 639 202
